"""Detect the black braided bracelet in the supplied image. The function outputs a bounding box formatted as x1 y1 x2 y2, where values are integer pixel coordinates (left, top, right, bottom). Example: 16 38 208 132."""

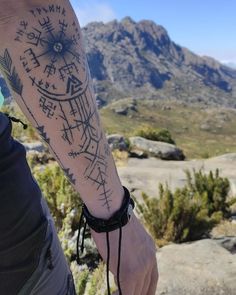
82 186 135 233
76 186 135 295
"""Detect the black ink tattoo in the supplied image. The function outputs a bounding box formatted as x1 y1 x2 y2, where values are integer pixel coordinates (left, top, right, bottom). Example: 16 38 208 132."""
36 125 50 144
12 6 113 210
0 49 23 95
39 96 57 118
0 48 76 186
63 168 76 185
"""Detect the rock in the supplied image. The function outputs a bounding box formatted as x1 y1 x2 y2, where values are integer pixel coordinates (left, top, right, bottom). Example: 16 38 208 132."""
200 123 211 131
117 154 236 200
82 19 236 107
208 153 236 162
129 136 185 160
129 148 148 159
129 104 137 112
212 236 236 254
112 99 137 115
95 95 106 108
107 134 129 151
114 107 128 115
156 239 236 295
162 106 172 111
23 141 45 153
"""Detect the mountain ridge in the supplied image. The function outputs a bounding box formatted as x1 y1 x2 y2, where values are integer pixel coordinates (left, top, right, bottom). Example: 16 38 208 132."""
82 17 236 107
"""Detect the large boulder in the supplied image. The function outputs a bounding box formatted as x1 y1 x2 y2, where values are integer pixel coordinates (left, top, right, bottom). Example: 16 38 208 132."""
106 134 129 151
156 239 236 295
212 236 236 254
129 136 185 160
118 155 236 199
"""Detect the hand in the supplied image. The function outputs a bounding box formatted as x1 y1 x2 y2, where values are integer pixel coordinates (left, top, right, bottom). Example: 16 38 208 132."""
91 214 159 295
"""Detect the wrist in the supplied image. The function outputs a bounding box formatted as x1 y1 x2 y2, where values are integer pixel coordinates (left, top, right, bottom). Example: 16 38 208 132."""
82 186 135 233
84 184 125 220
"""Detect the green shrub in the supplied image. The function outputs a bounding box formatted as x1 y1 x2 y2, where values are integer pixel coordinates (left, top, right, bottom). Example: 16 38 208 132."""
75 268 90 295
88 263 106 295
27 152 54 167
227 197 236 207
185 169 230 217
33 164 82 229
135 126 175 144
1 104 38 141
136 169 231 246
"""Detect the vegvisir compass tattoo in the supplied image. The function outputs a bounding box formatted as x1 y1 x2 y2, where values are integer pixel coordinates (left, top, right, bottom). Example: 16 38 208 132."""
15 5 88 100
1 5 113 210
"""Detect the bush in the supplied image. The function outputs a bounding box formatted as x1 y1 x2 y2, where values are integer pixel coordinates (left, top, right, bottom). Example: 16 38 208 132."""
136 169 231 246
135 126 175 144
88 263 106 295
33 164 82 229
75 267 90 295
1 103 38 141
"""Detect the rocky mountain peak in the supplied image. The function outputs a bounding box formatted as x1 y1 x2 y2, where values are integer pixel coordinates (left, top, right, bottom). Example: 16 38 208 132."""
120 16 136 25
82 18 236 107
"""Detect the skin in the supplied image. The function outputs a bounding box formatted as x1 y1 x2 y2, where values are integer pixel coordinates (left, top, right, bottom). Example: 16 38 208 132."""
0 1 159 294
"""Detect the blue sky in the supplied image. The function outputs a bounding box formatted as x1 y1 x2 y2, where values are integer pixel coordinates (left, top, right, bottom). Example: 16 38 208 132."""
70 0 236 63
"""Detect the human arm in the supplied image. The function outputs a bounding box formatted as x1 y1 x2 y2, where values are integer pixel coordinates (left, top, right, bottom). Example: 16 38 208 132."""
0 1 158 293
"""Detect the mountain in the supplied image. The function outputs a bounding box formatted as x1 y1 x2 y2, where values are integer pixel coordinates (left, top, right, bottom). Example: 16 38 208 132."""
82 17 236 107
223 62 236 70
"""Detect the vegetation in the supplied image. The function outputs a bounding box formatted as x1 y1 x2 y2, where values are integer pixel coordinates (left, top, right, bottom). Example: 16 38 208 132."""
1 103 38 141
31 163 236 292
87 263 106 295
74 267 89 295
136 169 234 246
100 99 236 159
135 126 175 144
33 164 82 230
3 99 236 159
3 101 236 293
71 262 116 295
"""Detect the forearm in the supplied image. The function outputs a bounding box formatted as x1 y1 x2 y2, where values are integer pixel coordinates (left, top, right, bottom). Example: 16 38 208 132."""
0 0 124 218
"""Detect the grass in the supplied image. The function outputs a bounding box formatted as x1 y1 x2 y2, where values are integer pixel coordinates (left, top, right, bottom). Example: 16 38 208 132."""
100 99 236 159
210 220 236 237
4 98 236 159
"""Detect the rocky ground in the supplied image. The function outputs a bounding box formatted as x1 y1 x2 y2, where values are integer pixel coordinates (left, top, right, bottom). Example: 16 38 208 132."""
155 238 236 295
24 140 236 199
118 153 236 199
24 140 236 295
117 153 236 295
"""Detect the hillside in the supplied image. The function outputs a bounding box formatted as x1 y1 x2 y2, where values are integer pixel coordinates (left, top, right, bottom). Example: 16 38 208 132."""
100 99 236 159
82 17 236 107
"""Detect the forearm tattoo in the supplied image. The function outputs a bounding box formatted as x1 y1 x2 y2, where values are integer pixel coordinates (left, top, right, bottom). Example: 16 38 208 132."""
0 5 113 210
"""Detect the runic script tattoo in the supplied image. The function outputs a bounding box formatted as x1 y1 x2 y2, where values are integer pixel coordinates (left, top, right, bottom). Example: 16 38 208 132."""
0 48 76 185
6 5 112 210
